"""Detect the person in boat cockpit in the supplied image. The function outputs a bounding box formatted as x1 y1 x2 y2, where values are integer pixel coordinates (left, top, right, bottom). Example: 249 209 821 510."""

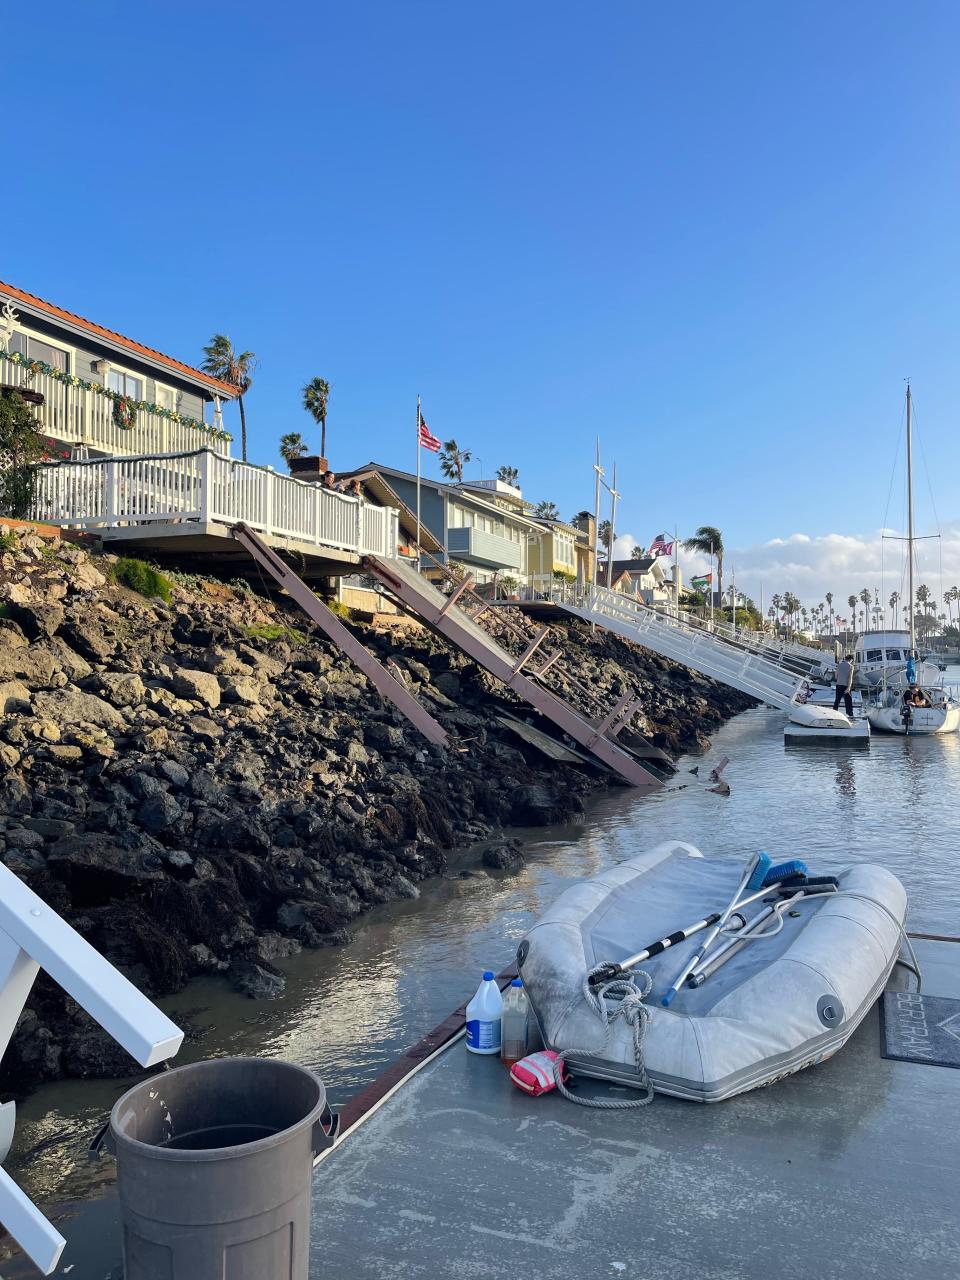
833 654 855 716
903 684 930 709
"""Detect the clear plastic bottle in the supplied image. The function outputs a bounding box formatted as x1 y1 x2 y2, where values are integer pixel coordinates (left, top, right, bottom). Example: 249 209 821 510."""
500 978 530 1066
465 971 503 1055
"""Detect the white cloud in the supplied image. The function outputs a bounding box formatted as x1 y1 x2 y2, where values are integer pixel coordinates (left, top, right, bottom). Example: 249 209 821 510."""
614 521 960 623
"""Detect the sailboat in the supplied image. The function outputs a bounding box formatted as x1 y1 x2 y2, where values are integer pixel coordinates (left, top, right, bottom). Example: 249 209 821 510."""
866 385 960 736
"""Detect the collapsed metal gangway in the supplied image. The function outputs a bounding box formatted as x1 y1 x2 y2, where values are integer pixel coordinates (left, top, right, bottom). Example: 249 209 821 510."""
362 555 662 789
562 586 810 710
232 524 449 748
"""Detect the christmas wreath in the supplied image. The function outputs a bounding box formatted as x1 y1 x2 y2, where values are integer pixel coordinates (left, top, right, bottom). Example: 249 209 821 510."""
112 394 137 430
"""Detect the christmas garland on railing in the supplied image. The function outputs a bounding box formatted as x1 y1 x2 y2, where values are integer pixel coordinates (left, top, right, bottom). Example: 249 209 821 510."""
0 348 233 444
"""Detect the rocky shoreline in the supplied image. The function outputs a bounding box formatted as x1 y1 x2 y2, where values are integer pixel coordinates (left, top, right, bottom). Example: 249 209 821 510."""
0 523 753 1092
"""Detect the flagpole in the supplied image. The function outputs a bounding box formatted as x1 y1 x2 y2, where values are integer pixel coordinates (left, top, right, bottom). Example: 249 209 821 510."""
415 395 422 566
674 525 679 614
593 438 602 596
606 462 618 590
709 542 714 632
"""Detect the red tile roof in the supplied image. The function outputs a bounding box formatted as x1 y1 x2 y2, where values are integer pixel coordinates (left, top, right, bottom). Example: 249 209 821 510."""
0 280 237 398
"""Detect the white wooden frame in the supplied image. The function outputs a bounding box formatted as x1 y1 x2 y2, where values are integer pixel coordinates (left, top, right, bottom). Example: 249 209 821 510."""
0 862 183 1274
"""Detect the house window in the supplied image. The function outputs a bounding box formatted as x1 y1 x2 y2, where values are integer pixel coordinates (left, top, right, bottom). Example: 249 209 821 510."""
154 384 177 412
108 369 144 400
8 331 70 372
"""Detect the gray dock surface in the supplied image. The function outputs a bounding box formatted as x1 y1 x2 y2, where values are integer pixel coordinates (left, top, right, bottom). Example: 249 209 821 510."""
310 939 960 1279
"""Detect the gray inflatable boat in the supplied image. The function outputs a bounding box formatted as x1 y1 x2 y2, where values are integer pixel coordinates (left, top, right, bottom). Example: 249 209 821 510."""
518 841 907 1102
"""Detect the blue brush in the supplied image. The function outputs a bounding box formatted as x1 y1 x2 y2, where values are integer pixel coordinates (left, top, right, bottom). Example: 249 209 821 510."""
745 851 773 892
761 859 809 887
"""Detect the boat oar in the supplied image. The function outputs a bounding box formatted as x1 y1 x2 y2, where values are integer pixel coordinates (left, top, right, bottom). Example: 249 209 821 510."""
687 880 840 989
587 881 779 987
661 851 770 1007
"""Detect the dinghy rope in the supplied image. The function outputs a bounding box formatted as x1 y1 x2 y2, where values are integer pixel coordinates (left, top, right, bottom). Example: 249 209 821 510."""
553 965 656 1110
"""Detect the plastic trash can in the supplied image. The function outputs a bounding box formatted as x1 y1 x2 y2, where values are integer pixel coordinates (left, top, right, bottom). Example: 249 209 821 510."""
109 1056 338 1279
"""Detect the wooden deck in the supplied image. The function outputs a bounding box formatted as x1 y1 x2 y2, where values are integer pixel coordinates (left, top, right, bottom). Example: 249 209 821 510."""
28 449 400 578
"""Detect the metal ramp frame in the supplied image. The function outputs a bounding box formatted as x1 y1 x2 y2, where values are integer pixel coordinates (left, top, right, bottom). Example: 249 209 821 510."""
362 556 662 790
563 586 808 710
231 524 449 748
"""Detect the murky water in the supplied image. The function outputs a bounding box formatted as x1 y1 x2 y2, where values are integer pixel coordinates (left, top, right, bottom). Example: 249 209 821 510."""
4 692 960 1270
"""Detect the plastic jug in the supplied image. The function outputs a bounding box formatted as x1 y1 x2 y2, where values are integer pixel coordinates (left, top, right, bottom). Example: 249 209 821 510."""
500 979 530 1066
465 972 503 1055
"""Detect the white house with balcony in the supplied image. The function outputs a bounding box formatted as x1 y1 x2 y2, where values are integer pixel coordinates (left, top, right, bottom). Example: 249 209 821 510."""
0 280 236 458
1 283 400 577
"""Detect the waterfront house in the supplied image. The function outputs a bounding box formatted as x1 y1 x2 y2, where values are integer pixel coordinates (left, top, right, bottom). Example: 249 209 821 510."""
351 465 545 586
0 281 236 459
599 556 672 604
528 516 582 588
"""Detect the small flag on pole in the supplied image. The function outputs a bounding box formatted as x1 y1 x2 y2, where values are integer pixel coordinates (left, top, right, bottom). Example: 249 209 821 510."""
418 408 441 453
691 573 713 591
648 532 675 558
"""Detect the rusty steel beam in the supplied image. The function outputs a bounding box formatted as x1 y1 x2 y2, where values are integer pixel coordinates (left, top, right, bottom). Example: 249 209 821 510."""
363 555 660 790
231 524 449 749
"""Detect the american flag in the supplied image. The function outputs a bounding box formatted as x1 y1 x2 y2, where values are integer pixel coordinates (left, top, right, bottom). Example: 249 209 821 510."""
648 532 674 558
418 409 441 453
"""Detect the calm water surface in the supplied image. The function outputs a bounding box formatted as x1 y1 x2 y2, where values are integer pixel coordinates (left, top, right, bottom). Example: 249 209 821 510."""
5 694 960 1253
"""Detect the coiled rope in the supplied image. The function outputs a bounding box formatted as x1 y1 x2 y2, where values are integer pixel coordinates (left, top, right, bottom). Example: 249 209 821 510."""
552 965 656 1109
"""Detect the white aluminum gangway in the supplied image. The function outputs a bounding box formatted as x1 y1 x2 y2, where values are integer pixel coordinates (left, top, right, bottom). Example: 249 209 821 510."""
560 587 867 740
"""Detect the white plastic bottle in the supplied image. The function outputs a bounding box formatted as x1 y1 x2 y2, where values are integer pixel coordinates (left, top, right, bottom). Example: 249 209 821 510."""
465 971 503 1055
500 978 530 1066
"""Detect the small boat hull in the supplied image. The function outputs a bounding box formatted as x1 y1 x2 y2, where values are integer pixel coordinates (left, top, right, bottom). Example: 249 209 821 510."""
866 699 960 735
519 842 905 1103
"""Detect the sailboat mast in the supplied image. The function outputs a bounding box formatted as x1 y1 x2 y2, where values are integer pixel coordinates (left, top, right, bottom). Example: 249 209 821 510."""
906 382 915 653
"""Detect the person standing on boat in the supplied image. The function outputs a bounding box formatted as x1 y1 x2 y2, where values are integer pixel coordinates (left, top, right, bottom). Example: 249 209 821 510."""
833 654 855 716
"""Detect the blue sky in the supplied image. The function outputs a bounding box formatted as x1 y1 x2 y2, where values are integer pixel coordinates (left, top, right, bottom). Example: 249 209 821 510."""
7 2 960 607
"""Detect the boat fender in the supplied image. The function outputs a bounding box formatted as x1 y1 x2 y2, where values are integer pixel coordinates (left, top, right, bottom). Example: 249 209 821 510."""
510 1050 567 1097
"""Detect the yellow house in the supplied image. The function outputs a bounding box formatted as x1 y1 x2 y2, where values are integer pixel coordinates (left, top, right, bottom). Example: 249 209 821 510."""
528 518 582 586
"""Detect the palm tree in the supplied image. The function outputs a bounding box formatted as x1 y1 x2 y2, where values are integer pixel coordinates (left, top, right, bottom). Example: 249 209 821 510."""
915 583 931 621
825 591 834 633
279 432 308 465
847 594 857 636
201 335 256 462
496 465 519 485
889 591 900 629
682 526 724 605
439 439 472 483
535 500 560 519
598 520 613 554
302 377 331 461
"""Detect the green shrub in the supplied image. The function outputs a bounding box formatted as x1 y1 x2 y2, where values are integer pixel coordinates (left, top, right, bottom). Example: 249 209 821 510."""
327 600 352 620
0 530 18 552
243 623 307 645
112 557 173 603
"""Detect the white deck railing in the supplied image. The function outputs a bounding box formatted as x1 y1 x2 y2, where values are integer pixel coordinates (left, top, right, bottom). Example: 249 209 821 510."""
30 449 399 559
1 360 231 457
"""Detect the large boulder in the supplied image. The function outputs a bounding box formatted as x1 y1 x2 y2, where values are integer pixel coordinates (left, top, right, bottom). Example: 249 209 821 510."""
6 602 65 640
0 680 31 715
59 618 115 663
34 688 125 731
99 672 146 708
0 646 60 687
172 668 221 709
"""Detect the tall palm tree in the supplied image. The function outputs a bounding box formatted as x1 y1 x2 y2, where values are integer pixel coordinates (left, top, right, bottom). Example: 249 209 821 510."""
598 520 613 553
201 335 256 462
302 377 331 460
859 588 872 632
847 594 857 636
279 432 308 465
535 500 560 519
439 439 471 483
496 465 519 485
915 583 931 620
825 591 834 633
889 591 900 629
682 526 724 604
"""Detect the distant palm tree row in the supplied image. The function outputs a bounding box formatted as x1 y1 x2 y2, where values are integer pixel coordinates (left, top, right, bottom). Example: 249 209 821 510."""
769 585 960 641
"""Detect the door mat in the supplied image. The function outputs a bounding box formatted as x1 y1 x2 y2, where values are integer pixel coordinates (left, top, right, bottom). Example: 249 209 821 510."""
880 991 960 1068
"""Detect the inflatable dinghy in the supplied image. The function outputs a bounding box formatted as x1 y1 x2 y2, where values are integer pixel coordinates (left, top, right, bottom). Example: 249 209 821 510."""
518 841 906 1103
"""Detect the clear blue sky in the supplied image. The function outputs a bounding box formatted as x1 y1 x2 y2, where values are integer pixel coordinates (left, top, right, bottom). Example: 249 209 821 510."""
7 1 960 590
